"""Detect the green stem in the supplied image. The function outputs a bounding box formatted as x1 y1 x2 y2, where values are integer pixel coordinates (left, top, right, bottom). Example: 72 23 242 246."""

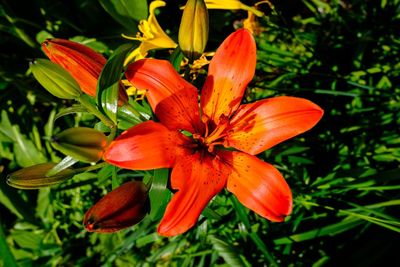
77 94 115 128
74 162 109 173
241 4 264 17
107 125 117 143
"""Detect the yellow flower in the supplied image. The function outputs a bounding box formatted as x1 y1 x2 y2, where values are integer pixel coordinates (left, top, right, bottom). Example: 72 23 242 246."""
204 0 264 17
243 1 272 34
123 1 177 64
122 79 146 99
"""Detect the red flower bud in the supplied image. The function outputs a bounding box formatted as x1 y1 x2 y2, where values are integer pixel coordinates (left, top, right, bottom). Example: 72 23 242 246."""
42 38 128 103
83 181 148 233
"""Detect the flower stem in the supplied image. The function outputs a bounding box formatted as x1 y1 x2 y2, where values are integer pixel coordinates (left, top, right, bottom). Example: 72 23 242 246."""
74 162 109 173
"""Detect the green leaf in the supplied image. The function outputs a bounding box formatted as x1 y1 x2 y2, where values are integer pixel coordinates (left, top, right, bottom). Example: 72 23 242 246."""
45 156 78 177
54 105 88 122
111 166 120 189
97 164 116 184
248 233 278 267
99 0 148 31
0 224 18 267
170 47 185 72
230 196 279 266
0 180 36 224
96 43 134 123
149 168 171 221
117 104 146 129
273 217 363 245
201 207 222 220
11 229 44 251
230 196 251 230
36 188 54 224
208 235 248 267
0 111 47 167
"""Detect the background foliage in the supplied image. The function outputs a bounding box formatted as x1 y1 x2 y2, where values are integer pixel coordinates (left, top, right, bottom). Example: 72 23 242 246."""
1 0 399 266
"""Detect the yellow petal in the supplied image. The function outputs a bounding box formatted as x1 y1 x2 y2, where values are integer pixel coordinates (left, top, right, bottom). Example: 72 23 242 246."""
204 0 264 17
123 0 177 64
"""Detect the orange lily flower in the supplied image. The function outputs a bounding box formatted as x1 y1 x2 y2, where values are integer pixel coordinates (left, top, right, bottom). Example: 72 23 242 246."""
104 29 323 236
42 38 128 102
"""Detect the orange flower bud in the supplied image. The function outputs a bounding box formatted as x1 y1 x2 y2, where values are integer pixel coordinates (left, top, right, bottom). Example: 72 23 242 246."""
42 38 128 102
83 181 148 233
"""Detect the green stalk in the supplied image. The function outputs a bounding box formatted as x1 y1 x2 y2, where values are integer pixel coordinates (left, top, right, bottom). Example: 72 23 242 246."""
74 162 109 173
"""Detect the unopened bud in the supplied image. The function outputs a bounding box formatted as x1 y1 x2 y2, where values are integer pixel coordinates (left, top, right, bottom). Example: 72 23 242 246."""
30 59 81 99
7 163 75 189
42 38 128 103
51 127 107 163
179 0 209 61
42 38 105 97
84 181 148 233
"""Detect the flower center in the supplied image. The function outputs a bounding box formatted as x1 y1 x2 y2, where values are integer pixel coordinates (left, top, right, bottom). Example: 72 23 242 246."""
191 116 230 153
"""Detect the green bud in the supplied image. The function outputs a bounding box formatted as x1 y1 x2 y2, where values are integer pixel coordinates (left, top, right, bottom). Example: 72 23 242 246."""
51 127 107 163
179 0 209 61
30 58 82 99
7 163 75 189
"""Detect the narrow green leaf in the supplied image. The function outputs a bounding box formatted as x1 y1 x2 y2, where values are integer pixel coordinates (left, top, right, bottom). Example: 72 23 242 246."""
45 156 78 177
170 47 185 72
0 180 37 224
279 146 310 156
0 224 18 267
97 164 116 184
54 105 88 122
202 207 222 220
0 111 47 167
136 233 161 248
273 216 363 245
314 89 359 97
11 229 44 251
149 168 171 221
96 43 134 123
230 196 251 230
117 103 146 129
248 233 278 267
208 235 248 267
230 196 278 266
111 166 119 189
147 238 187 263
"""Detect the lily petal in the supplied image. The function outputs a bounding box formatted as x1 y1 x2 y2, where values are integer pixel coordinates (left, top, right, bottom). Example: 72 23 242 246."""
219 151 292 222
200 28 256 124
158 152 229 236
125 59 202 133
104 121 190 170
225 96 324 155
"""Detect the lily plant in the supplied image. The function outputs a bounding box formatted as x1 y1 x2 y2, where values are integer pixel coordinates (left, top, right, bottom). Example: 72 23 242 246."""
104 29 324 236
